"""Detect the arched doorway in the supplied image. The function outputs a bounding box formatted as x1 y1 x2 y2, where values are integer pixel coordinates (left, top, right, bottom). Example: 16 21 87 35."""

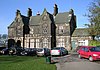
8 39 15 48
16 40 21 47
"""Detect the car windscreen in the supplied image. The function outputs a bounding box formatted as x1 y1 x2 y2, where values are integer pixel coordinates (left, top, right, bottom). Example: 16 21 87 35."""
37 49 43 52
51 47 61 50
90 47 100 52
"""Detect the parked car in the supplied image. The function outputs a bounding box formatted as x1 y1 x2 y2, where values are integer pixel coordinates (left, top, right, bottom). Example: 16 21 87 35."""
37 48 50 56
9 47 24 55
0 47 6 55
0 50 2 54
1 48 9 55
20 48 37 56
51 47 68 56
77 46 100 61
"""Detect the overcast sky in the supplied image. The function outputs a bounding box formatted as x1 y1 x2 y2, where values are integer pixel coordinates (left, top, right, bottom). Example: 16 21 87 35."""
0 0 93 34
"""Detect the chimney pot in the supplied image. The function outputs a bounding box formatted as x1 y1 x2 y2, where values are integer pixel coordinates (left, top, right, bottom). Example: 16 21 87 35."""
16 9 21 16
53 4 58 16
27 8 32 17
37 11 40 16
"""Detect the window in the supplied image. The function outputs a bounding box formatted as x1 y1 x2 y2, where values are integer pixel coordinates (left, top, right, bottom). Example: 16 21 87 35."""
59 26 64 34
36 39 39 48
43 38 48 48
84 47 89 52
43 29 47 34
81 47 85 51
30 28 34 34
16 24 22 36
30 39 34 48
90 47 100 52
42 23 48 34
78 41 85 46
57 38 65 47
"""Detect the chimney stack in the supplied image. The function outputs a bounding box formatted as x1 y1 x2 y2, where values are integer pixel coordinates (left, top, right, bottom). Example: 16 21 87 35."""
53 4 58 16
27 8 32 17
37 11 40 16
69 9 74 15
16 9 21 16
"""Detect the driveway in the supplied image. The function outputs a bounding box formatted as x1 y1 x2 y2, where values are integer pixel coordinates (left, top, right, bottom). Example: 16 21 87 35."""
55 54 100 70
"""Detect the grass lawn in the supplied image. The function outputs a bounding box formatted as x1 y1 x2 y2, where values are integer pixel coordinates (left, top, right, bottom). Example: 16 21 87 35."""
0 55 56 70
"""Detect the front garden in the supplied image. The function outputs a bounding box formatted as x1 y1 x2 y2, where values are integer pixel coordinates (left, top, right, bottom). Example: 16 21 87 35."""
0 55 56 70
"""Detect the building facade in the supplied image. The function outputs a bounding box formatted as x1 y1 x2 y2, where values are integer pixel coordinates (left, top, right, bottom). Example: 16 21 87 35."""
71 28 92 50
8 4 76 50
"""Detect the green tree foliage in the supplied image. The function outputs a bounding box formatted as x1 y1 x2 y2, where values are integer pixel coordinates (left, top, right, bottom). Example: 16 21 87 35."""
2 34 8 39
85 0 100 39
89 40 100 46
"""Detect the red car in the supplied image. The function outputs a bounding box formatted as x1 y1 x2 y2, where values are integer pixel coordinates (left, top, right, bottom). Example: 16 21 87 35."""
77 46 100 61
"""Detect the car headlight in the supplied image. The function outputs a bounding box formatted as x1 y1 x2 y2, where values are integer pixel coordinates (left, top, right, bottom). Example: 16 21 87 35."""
25 52 27 54
93 54 98 56
1 51 4 54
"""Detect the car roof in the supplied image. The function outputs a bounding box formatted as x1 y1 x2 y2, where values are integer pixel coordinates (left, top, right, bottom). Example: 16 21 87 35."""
80 46 95 49
52 47 64 49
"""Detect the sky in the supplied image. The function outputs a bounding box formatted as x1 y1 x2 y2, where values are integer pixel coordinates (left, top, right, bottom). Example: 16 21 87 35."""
0 0 93 34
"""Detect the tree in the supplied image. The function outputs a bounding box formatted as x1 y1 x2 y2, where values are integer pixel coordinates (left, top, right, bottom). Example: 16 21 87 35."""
0 34 1 39
85 0 100 39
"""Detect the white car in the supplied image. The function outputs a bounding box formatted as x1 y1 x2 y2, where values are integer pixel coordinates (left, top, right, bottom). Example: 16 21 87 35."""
51 47 68 56
37 48 50 56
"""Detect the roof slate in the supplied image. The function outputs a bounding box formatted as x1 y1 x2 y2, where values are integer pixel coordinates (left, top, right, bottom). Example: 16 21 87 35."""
55 12 71 24
72 28 90 37
9 9 72 27
29 16 41 25
29 9 54 25
8 15 29 28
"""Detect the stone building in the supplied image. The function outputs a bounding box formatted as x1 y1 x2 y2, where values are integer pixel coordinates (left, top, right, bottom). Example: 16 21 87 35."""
8 4 76 50
71 28 92 50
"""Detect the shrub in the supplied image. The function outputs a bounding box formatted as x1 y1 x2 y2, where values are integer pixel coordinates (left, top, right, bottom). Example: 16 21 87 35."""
89 40 100 46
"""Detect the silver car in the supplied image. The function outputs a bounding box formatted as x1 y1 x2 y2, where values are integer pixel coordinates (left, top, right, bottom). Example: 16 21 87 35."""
37 48 50 56
51 47 68 56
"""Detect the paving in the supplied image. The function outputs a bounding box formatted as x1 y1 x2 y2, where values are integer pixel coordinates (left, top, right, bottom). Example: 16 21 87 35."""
55 54 100 70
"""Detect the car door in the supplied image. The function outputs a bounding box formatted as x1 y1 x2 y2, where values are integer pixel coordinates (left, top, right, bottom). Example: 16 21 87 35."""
84 47 89 58
79 47 85 57
63 48 67 55
61 47 65 55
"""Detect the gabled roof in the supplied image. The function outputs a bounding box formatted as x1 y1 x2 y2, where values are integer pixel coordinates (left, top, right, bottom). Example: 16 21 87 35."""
43 9 54 23
55 12 71 24
42 8 48 16
8 21 15 28
29 8 54 25
8 15 29 28
72 28 90 37
29 15 41 25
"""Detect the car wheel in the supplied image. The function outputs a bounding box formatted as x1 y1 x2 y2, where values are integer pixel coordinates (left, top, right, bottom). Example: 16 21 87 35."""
78 54 82 59
89 56 93 62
